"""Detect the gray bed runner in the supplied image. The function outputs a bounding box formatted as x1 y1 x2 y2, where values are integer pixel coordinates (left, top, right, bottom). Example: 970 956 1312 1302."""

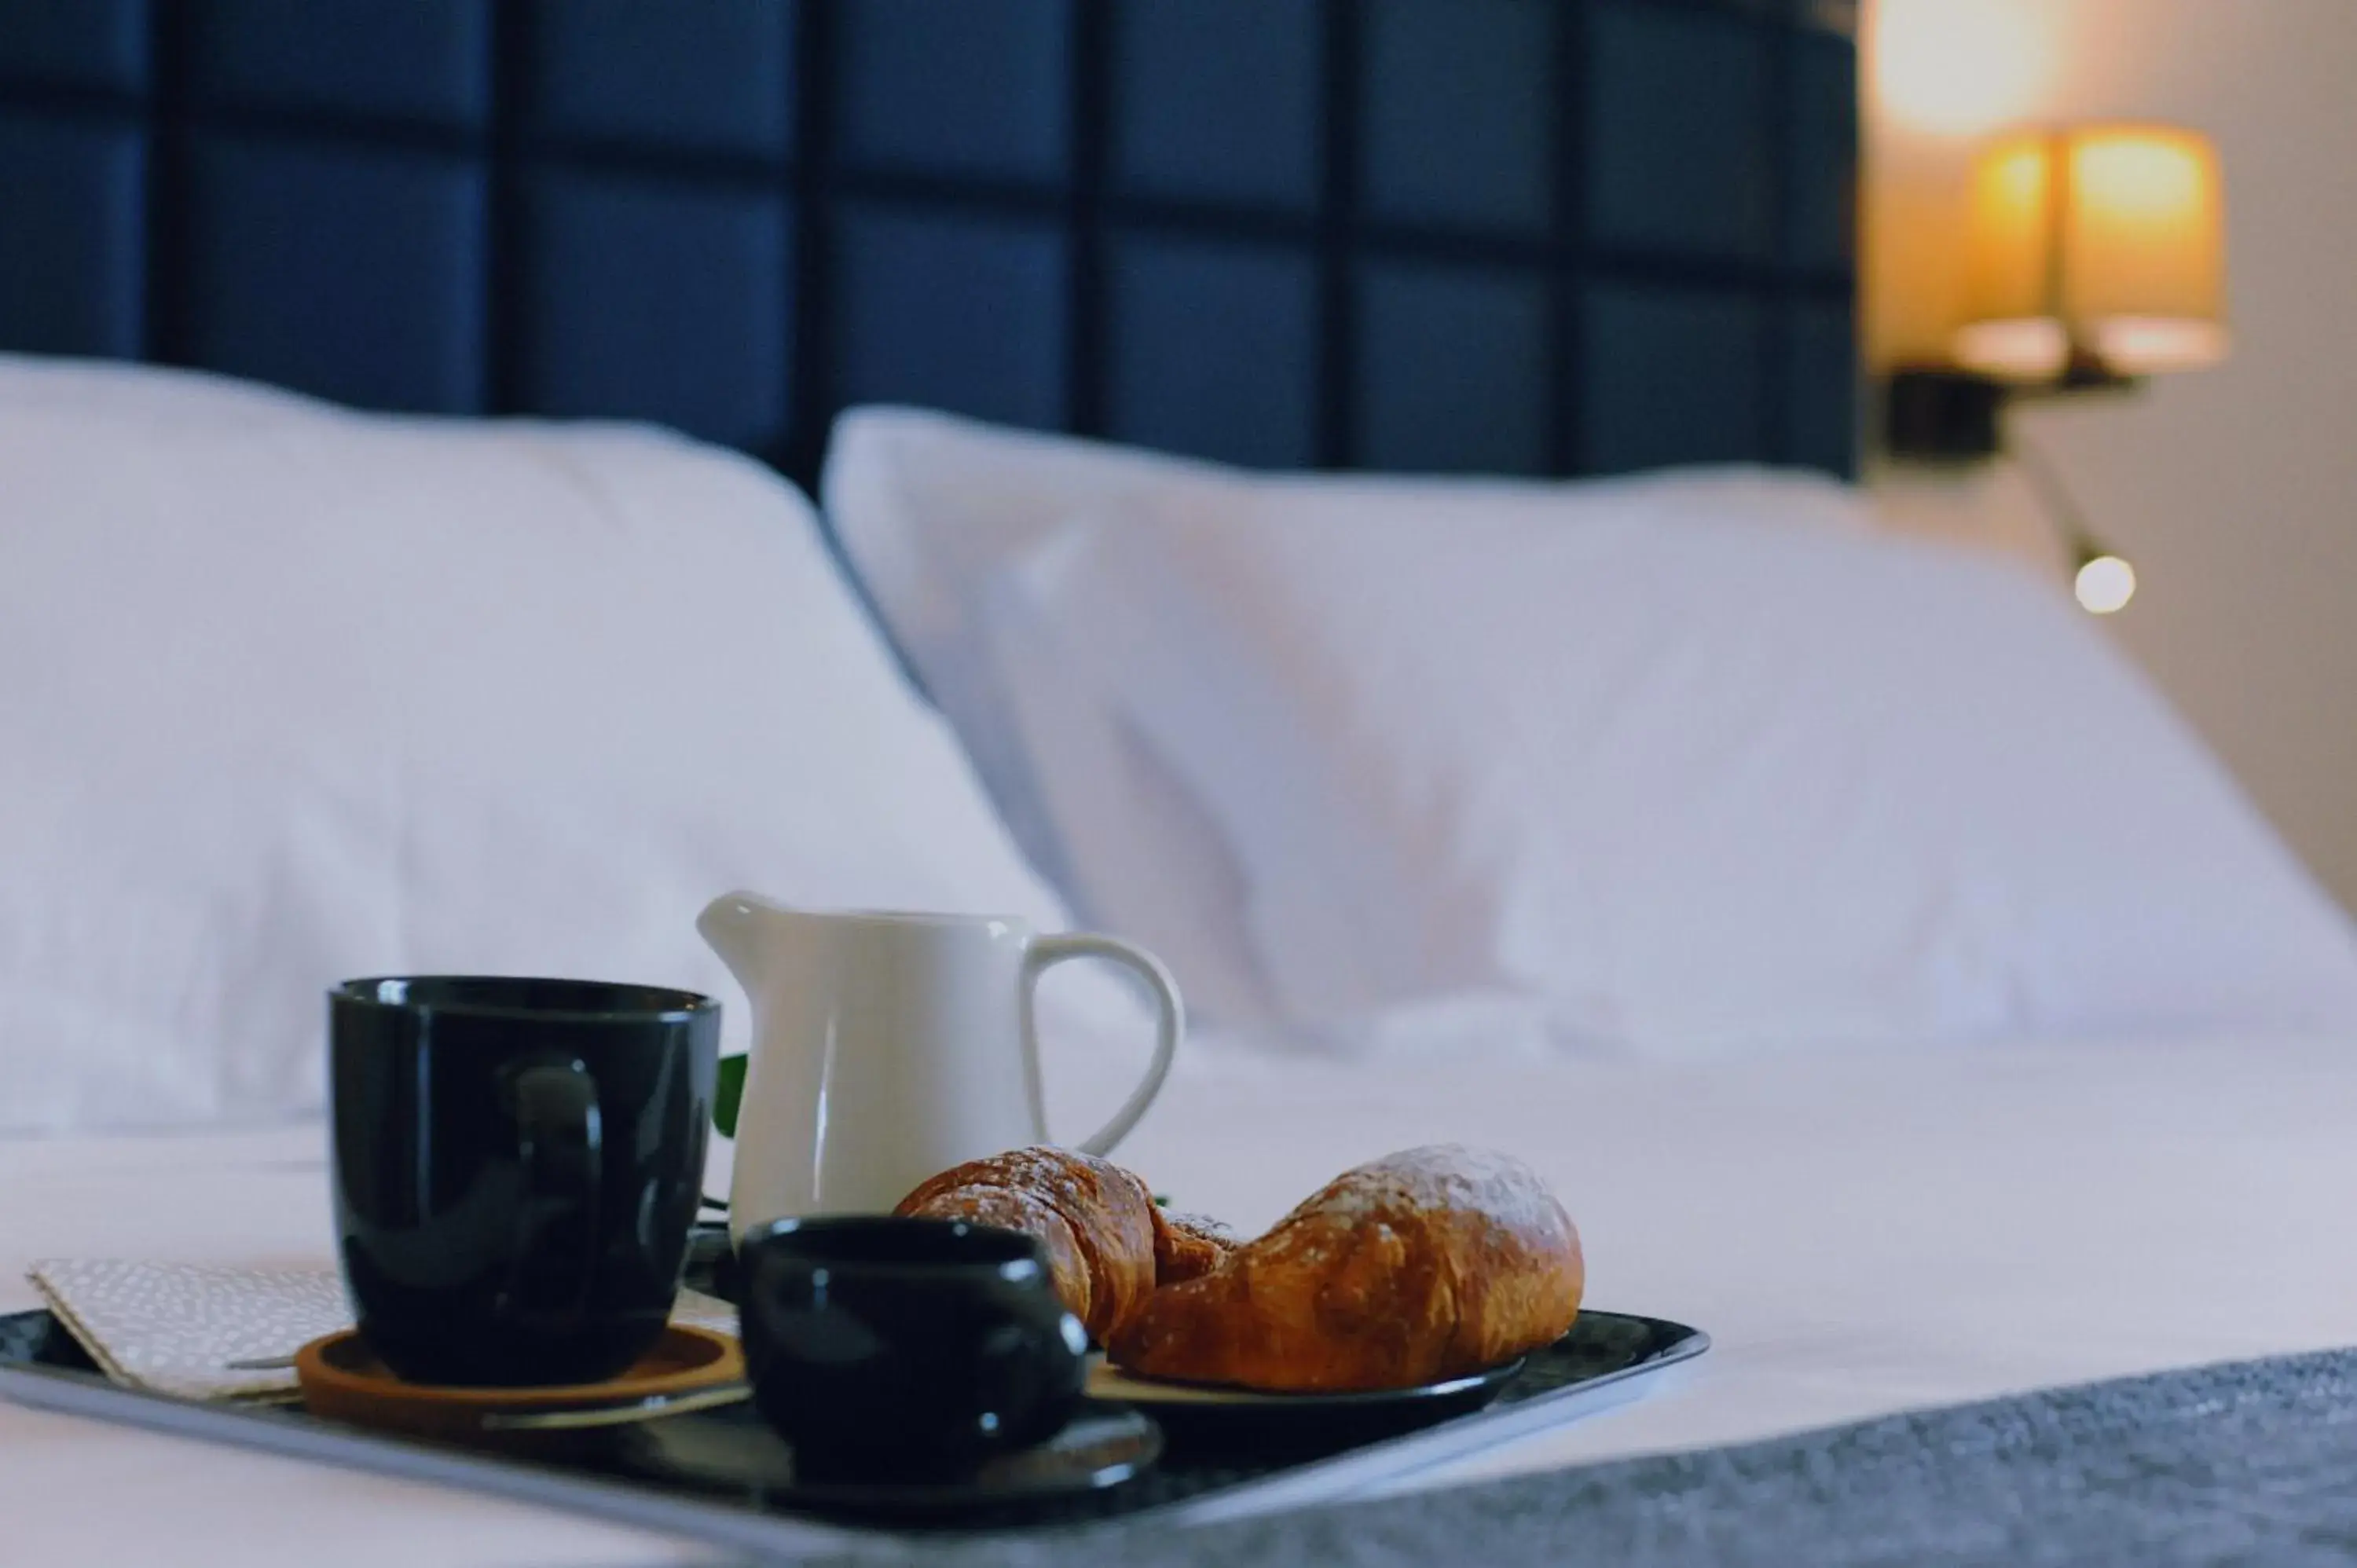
789 1346 2357 1566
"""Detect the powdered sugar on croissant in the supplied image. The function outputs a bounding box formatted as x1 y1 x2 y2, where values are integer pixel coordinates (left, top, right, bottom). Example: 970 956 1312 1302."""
1109 1145 1582 1391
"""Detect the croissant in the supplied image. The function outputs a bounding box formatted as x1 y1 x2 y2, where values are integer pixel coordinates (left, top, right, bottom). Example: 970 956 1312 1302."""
1109 1145 1583 1392
1155 1209 1237 1284
895 1145 1164 1343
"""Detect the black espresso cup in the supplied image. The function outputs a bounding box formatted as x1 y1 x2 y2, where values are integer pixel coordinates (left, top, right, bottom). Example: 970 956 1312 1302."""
739 1216 1089 1478
330 976 719 1387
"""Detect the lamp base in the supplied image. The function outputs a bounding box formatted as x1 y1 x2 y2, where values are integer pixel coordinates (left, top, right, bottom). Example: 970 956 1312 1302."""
1882 367 2005 462
2048 346 2142 394
1882 349 2149 463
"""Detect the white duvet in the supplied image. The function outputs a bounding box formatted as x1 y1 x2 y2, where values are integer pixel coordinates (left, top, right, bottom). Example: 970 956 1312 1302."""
7 1029 2357 1567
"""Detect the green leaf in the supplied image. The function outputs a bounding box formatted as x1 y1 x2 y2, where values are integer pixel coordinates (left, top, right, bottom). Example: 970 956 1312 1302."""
1153 1193 1171 1207
713 1053 748 1138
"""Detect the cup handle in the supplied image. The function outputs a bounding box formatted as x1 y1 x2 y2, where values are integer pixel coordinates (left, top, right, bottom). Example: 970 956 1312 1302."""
506 1057 603 1322
1021 934 1183 1158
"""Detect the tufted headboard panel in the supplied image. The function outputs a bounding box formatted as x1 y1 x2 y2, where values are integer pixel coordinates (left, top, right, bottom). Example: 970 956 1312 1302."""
0 0 1857 486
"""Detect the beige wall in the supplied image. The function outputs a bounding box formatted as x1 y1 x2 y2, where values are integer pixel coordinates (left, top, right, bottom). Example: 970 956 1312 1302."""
1864 0 2357 909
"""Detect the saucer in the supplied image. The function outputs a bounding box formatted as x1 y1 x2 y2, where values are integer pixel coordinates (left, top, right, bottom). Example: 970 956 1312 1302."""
1085 1350 1525 1451
295 1324 743 1441
616 1401 1164 1516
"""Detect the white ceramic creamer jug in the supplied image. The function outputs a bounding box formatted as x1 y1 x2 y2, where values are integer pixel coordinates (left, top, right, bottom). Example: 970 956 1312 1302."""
698 892 1183 1241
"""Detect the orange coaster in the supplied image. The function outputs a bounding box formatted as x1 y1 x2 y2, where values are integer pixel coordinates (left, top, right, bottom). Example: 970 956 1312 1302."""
294 1324 743 1442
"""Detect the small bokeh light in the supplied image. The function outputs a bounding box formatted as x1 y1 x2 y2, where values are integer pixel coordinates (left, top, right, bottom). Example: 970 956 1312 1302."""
2074 554 2137 615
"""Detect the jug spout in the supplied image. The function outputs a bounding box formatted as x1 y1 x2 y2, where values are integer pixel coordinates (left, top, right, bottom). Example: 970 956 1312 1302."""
697 890 789 990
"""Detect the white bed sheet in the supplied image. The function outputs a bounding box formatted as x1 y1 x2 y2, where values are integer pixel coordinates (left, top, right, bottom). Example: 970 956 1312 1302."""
6 1031 2357 1565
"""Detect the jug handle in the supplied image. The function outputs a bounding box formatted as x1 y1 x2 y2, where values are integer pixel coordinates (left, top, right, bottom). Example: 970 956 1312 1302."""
1020 934 1183 1158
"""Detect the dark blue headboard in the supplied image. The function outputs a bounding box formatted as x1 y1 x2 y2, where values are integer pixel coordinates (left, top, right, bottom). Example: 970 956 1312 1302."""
0 0 1856 486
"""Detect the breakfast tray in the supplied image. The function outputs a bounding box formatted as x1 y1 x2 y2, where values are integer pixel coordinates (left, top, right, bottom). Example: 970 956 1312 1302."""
0 1302 1705 1556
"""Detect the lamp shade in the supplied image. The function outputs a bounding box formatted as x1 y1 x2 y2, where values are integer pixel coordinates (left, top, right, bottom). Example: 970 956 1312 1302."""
1956 125 2228 381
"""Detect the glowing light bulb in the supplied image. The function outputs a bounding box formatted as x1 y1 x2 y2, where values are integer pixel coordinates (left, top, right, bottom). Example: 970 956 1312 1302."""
2074 554 2137 615
1871 0 2054 137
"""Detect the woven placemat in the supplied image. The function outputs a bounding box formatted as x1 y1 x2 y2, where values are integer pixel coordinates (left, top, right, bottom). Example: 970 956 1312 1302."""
25 1260 738 1402
783 1345 2357 1567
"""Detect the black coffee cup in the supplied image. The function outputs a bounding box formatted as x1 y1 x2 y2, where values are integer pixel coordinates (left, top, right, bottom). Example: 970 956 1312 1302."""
330 976 719 1387
739 1216 1089 1478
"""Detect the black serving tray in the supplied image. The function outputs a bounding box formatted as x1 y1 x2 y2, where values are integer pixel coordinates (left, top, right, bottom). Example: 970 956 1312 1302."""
0 1302 1705 1555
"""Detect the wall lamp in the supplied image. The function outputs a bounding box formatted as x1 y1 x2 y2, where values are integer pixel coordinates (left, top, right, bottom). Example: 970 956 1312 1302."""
1883 124 2227 613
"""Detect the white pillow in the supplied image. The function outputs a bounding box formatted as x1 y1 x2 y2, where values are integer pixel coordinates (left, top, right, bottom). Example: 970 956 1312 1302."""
0 350 343 429
979 480 2357 1053
0 362 1100 1132
822 405 1874 1026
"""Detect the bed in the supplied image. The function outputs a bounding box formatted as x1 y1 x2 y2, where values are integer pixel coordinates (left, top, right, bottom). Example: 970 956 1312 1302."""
8 5 2357 1567
11 1034 2357 1566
